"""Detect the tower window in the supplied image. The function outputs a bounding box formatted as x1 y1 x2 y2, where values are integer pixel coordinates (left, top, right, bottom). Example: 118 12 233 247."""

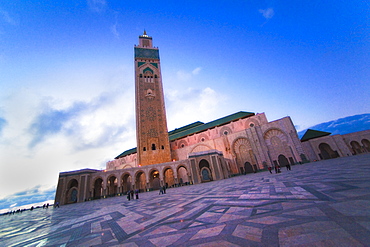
143 40 150 47
143 147 146 151
140 74 143 78
161 145 164 149
151 144 156 150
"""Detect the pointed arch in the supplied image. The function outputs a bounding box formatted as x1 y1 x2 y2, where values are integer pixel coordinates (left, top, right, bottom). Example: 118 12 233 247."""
231 137 256 171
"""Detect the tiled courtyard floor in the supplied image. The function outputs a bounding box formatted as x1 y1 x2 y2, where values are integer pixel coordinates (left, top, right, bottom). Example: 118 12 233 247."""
1 154 370 247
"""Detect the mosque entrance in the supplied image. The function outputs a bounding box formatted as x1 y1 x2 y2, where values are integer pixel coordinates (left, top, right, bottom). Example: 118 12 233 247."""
350 141 362 154
70 189 78 203
244 162 254 173
107 176 117 196
135 172 146 192
93 178 103 199
278 155 289 167
319 143 339 159
199 159 212 182
66 179 78 204
150 170 161 190
163 168 175 187
121 173 132 194
177 166 189 185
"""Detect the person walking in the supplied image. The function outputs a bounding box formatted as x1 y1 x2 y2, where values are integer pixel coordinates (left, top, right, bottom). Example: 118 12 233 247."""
268 166 272 174
135 189 139 199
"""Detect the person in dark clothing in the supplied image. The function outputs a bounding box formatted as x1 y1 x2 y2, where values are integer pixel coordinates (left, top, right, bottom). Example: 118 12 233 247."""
162 186 166 194
135 189 139 199
268 166 272 174
130 190 134 200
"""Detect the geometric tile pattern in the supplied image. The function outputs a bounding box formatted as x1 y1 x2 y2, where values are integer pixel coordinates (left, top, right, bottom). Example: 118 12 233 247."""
1 154 370 246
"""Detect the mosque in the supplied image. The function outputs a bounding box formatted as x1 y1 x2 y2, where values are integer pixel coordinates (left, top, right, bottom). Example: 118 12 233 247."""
54 32 370 205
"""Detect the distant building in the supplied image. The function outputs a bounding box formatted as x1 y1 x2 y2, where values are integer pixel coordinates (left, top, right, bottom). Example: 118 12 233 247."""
55 32 370 205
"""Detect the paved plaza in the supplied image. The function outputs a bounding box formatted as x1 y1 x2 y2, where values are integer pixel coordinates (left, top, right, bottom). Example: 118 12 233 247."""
1 154 370 246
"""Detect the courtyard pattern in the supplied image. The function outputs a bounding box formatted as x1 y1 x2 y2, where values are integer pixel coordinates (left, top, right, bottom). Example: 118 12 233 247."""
1 154 370 246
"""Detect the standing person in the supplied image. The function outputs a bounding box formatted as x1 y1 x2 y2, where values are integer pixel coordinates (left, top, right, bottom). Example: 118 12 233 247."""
268 166 272 174
127 192 131 201
163 186 166 194
159 187 163 195
274 165 278 174
130 190 134 200
135 189 139 199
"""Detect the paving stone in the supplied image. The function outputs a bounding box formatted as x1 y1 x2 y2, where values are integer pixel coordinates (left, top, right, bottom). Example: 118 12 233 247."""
1 154 370 246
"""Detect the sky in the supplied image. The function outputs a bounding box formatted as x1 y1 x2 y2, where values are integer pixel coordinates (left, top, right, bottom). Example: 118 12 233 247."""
0 0 369 209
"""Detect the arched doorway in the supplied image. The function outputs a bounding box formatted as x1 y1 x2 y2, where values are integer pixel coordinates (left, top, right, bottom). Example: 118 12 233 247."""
319 143 339 160
93 178 103 199
163 168 175 187
244 162 254 173
199 159 212 182
300 153 308 163
362 139 370 152
177 166 189 185
107 176 118 196
121 173 132 194
66 179 78 204
135 171 146 192
350 141 362 154
232 138 255 172
278 155 289 167
149 170 161 190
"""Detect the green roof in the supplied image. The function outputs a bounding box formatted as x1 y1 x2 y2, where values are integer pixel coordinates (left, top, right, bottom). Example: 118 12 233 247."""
168 121 204 136
168 111 254 141
300 129 331 142
115 111 254 159
115 147 137 159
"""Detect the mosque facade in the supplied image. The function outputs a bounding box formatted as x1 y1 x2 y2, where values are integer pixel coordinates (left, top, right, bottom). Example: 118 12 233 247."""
54 33 370 206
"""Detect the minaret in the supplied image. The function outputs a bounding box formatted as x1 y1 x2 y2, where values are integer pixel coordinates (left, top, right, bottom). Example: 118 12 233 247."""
134 31 172 166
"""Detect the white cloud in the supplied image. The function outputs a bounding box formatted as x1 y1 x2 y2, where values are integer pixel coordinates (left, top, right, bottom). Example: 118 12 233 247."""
259 8 274 19
110 11 120 39
192 67 202 75
110 24 120 39
166 87 227 130
0 84 136 199
176 67 202 81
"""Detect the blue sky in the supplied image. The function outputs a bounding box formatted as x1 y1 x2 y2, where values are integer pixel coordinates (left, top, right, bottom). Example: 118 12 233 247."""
0 0 369 209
